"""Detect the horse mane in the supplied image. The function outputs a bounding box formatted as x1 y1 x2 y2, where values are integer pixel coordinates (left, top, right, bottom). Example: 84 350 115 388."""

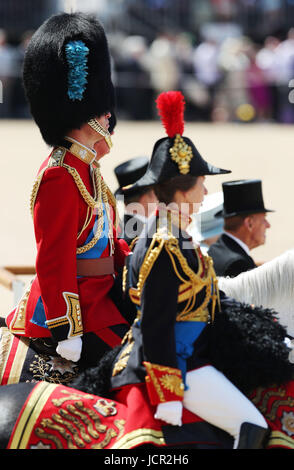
70 345 122 396
218 249 294 337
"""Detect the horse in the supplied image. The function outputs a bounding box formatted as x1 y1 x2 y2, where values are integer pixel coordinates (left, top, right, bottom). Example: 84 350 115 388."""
0 347 235 450
218 249 294 337
1 342 294 450
1 298 294 450
1 249 294 387
1 251 294 449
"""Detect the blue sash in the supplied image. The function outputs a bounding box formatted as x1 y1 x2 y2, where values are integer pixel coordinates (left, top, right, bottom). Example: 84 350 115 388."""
77 203 109 260
174 321 206 389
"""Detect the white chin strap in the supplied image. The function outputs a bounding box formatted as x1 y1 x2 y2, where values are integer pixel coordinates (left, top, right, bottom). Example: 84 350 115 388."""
88 118 113 149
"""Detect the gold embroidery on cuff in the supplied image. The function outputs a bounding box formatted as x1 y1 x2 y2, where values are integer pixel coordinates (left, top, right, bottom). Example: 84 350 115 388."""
63 292 83 337
46 292 83 338
160 373 185 397
144 362 184 402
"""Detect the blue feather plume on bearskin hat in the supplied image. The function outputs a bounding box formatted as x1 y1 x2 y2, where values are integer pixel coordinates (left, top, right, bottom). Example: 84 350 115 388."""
23 12 115 147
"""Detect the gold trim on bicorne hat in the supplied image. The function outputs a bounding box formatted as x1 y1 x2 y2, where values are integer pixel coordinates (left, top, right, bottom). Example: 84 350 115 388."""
169 134 193 175
121 184 133 191
143 361 184 405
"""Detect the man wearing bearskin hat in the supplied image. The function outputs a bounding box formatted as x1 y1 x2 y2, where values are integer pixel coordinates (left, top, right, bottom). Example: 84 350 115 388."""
5 12 130 368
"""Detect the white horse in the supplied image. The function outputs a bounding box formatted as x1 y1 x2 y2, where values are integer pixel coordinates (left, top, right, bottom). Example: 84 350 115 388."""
218 249 294 338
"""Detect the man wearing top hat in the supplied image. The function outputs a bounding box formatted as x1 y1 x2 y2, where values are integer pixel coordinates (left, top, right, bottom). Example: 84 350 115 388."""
208 179 273 277
114 157 158 246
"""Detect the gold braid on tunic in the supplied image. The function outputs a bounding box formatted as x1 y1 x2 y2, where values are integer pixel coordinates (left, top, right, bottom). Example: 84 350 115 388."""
29 147 119 255
114 212 221 377
128 212 220 322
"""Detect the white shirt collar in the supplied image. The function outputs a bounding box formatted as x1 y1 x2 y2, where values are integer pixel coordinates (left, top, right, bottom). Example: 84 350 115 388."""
224 231 251 256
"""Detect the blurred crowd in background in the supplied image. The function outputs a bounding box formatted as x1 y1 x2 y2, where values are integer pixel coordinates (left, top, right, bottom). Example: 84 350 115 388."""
0 0 294 123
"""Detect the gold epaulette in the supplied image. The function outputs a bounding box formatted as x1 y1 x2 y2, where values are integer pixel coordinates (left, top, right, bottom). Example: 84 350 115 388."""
128 226 173 305
30 148 66 218
128 225 193 305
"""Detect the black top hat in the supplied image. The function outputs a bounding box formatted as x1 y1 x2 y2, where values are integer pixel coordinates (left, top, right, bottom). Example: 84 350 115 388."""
23 12 115 147
114 156 149 196
122 91 230 195
216 179 274 218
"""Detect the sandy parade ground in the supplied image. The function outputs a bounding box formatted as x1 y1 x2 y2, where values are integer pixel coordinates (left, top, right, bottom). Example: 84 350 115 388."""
0 118 293 316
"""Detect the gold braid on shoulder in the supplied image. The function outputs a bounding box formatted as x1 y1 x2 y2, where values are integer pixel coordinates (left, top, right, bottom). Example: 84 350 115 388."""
128 217 220 321
29 148 119 255
128 224 174 304
163 237 220 321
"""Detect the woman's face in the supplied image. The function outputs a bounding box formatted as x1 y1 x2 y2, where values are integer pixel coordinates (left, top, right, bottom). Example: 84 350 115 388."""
178 176 208 215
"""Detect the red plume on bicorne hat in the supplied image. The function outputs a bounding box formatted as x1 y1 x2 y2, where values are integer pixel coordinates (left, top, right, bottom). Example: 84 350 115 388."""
156 91 185 138
120 90 231 195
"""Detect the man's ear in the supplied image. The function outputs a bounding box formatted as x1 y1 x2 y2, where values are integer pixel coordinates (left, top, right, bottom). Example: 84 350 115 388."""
243 216 253 231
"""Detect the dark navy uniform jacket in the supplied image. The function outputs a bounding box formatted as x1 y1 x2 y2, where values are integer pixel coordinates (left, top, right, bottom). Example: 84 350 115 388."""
111 212 220 393
208 233 257 278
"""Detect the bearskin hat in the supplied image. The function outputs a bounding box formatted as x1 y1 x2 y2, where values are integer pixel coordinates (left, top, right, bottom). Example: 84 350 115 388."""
23 12 115 147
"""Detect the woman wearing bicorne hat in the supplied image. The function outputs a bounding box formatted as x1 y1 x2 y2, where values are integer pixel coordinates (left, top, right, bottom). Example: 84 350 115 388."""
99 91 293 450
5 12 130 369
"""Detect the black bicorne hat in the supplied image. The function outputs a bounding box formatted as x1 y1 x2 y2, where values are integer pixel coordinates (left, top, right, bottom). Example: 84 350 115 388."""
114 156 149 196
216 179 274 218
23 12 115 147
122 91 230 194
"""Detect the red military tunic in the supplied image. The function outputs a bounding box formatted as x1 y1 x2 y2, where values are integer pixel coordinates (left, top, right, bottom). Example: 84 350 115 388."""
6 139 130 346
